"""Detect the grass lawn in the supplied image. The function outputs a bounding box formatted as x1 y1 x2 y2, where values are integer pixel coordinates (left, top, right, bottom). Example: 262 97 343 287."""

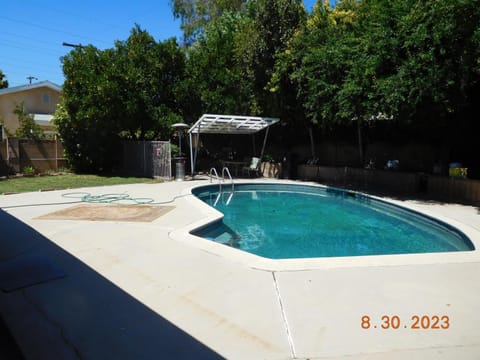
0 174 163 194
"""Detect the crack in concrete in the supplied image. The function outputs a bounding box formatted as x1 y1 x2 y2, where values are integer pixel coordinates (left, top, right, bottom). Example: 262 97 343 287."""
272 271 296 359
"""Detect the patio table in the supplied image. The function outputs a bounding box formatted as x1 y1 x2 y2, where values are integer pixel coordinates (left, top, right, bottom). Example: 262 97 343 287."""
221 160 248 177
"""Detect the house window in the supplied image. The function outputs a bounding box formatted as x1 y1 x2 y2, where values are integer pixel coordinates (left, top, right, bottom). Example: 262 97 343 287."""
43 93 50 104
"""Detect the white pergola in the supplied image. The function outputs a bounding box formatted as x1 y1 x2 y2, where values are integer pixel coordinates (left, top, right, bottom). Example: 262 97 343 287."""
188 114 280 175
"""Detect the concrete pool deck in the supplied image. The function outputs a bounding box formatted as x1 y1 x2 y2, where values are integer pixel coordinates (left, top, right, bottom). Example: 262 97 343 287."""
0 178 479 359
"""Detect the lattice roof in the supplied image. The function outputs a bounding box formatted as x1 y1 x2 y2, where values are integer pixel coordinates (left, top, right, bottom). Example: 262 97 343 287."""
188 114 280 135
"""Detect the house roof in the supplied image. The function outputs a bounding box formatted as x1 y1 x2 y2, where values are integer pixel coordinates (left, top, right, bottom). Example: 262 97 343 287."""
0 81 61 96
188 114 280 135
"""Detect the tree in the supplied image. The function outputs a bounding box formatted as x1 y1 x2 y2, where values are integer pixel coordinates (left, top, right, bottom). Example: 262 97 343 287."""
273 1 359 157
334 0 406 164
113 26 186 140
0 69 8 89
183 0 306 119
244 0 306 116
57 26 186 172
185 12 255 116
382 0 480 124
59 45 119 172
279 0 480 165
14 102 44 139
350 0 480 162
170 0 246 45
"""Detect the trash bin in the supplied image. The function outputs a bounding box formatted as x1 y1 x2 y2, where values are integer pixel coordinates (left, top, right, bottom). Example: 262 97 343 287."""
174 157 186 181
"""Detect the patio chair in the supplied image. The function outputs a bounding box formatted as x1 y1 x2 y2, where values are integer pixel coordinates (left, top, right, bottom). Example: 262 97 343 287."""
242 157 261 177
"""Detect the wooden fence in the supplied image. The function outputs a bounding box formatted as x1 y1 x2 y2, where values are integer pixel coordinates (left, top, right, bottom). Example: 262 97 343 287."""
0 137 67 175
298 164 480 205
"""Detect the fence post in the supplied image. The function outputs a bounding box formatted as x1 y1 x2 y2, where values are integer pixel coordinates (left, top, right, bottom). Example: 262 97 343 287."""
54 134 58 171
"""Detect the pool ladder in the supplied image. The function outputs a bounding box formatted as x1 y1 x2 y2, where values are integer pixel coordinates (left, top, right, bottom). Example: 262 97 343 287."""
209 167 234 205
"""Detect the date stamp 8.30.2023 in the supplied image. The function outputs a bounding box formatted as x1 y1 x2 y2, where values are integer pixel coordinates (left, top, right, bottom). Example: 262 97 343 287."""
361 315 450 330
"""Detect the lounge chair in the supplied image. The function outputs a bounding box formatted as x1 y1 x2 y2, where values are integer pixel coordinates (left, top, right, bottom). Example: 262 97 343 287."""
242 157 261 177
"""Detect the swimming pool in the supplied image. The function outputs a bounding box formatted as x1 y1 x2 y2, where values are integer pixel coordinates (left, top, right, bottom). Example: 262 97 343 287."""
191 183 474 259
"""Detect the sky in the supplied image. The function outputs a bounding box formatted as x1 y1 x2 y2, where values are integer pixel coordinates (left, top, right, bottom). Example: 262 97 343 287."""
1 0 318 88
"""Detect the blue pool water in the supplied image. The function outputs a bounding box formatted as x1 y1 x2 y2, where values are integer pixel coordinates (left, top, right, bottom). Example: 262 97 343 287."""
191 184 474 259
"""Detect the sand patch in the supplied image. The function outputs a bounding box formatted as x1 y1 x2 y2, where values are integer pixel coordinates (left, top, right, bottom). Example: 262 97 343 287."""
36 204 174 222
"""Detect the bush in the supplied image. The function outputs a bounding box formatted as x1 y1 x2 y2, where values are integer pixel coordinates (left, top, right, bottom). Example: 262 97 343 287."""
22 165 36 176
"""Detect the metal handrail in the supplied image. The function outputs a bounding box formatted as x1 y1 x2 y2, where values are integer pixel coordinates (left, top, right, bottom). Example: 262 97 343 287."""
222 167 234 192
209 167 220 182
210 167 222 192
209 167 234 206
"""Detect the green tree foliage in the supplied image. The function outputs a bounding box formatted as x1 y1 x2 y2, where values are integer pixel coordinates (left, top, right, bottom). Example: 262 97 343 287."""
57 26 185 172
0 69 8 89
280 0 360 126
13 102 44 139
383 0 480 123
244 0 306 116
113 27 185 140
184 0 306 117
170 0 246 44
271 0 359 155
291 0 480 125
56 0 480 172
273 0 480 163
185 12 255 115
58 45 118 172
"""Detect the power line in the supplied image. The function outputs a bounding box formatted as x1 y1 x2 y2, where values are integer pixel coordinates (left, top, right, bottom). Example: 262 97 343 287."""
1 66 61 78
1 57 63 69
0 39 64 56
0 31 62 48
0 15 111 47
0 2 180 86
36 2 127 33
1 62 63 80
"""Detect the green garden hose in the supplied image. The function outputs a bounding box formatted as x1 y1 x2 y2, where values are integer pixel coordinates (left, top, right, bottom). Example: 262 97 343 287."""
62 192 155 204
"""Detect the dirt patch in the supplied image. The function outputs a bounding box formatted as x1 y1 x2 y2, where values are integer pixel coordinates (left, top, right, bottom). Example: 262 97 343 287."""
36 204 174 222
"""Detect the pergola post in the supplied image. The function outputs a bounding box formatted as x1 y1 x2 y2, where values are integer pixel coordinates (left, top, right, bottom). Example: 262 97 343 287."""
259 126 270 161
189 132 194 176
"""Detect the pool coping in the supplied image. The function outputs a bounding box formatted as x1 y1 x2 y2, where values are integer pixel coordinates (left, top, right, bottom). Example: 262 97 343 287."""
171 180 480 272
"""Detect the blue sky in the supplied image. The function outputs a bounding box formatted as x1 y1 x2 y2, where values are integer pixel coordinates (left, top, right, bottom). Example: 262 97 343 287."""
1 0 319 87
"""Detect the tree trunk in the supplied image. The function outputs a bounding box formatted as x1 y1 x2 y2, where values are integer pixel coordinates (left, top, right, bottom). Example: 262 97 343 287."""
308 127 315 158
357 117 364 166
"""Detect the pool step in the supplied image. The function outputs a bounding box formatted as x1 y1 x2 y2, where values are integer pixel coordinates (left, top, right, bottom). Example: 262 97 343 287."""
215 232 235 244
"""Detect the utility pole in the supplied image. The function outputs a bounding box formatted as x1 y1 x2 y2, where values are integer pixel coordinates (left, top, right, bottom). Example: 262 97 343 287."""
26 76 38 84
62 42 85 49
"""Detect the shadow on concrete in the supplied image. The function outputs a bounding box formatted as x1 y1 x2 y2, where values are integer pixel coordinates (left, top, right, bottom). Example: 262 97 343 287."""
0 210 224 360
0 315 24 359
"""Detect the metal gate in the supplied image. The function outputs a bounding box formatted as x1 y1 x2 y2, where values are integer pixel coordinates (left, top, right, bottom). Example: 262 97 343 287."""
123 141 171 179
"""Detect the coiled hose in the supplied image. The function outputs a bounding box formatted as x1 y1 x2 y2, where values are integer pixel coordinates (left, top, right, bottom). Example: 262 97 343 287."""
62 192 155 204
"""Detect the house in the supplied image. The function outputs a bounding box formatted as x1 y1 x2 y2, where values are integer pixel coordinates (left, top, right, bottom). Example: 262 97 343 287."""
0 80 61 137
